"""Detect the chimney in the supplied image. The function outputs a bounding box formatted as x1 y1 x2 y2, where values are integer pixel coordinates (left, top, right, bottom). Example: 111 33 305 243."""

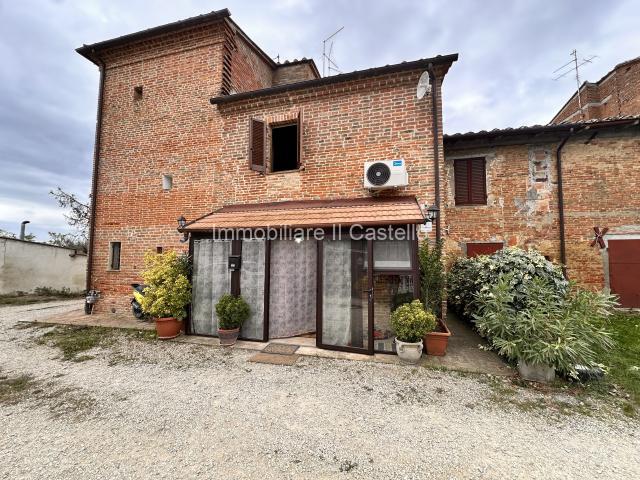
19 220 30 240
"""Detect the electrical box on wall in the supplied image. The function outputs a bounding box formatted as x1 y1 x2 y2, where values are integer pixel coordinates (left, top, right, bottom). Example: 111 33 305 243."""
228 255 241 271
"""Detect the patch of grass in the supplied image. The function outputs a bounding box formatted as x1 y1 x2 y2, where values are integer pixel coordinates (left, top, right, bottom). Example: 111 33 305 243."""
35 325 156 361
599 312 640 409
0 373 39 405
0 371 96 418
0 288 83 306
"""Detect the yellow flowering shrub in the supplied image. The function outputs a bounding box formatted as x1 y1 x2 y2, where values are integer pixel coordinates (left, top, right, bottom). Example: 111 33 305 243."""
140 250 191 320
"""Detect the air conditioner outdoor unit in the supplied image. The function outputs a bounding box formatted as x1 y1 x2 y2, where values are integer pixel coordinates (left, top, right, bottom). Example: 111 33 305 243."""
363 159 409 189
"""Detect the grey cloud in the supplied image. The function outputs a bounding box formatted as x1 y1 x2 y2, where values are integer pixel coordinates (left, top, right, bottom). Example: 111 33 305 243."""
0 0 638 239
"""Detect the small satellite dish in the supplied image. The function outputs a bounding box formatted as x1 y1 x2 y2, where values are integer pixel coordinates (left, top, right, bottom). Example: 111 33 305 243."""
416 71 431 99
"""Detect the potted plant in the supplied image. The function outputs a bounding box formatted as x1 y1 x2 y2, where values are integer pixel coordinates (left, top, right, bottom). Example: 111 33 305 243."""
423 319 451 356
215 294 251 346
140 250 191 339
391 300 436 364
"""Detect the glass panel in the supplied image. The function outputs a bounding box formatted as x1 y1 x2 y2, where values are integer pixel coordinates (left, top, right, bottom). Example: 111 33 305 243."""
269 239 317 338
240 239 266 340
373 274 414 352
191 239 231 336
373 239 411 270
322 238 368 350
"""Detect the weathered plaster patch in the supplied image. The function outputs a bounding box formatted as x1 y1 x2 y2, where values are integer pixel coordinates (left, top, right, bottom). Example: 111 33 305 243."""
514 146 555 228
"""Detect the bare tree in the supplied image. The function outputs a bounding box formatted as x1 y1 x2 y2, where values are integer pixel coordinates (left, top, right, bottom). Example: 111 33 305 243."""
48 188 90 251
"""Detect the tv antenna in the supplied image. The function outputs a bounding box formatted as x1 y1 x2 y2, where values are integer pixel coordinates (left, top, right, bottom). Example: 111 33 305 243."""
553 49 597 119
322 26 344 77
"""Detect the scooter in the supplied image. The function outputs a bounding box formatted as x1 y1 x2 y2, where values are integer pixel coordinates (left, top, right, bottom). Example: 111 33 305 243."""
131 283 149 320
84 289 100 315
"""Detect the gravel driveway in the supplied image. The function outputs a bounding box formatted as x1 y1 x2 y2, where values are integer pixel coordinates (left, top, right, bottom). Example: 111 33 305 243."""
1 301 638 480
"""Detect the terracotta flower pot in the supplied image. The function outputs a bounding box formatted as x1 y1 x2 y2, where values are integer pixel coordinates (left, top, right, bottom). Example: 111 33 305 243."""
424 320 451 356
155 317 182 339
218 327 240 346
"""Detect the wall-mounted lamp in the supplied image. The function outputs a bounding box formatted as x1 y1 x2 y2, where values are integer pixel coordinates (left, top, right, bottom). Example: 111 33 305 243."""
177 216 187 229
424 204 440 224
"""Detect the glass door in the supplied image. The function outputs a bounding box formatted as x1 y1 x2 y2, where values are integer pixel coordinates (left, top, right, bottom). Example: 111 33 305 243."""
318 238 373 353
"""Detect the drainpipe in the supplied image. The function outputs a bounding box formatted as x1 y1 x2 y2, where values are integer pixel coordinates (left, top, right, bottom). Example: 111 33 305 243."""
86 52 106 291
19 220 30 240
427 64 442 242
556 127 579 279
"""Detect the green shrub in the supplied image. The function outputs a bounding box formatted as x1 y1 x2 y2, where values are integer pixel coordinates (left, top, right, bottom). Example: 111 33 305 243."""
391 292 414 312
216 294 250 330
448 247 568 319
419 239 445 318
391 300 437 343
473 274 616 376
140 250 191 320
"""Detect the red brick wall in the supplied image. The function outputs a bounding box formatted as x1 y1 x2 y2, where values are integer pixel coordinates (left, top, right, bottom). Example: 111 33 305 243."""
88 21 450 313
229 33 273 93
90 23 228 313
214 69 443 205
444 128 640 290
273 62 319 86
551 58 640 124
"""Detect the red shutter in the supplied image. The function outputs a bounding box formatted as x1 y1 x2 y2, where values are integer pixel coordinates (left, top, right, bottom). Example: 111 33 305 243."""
454 159 470 204
469 158 487 204
249 118 266 171
454 157 486 205
297 109 303 168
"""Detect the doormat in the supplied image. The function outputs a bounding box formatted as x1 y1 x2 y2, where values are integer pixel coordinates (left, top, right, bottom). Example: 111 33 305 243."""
248 352 299 366
263 343 299 355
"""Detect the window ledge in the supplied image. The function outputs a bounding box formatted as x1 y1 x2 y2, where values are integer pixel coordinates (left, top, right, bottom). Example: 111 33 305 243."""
267 166 304 176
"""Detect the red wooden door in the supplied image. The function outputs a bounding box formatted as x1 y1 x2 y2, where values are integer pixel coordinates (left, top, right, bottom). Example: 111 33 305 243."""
609 239 640 308
466 242 503 258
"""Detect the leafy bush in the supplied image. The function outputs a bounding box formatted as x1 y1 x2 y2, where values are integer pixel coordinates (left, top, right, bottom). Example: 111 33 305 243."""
419 239 445 318
473 274 616 376
391 300 437 343
448 247 568 319
391 292 414 312
140 250 191 320
216 294 251 330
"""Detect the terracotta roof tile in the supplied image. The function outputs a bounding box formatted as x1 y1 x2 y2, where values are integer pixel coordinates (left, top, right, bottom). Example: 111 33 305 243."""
183 196 424 231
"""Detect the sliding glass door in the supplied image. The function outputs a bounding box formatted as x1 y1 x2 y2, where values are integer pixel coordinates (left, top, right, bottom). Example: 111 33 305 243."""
318 233 418 354
319 238 373 353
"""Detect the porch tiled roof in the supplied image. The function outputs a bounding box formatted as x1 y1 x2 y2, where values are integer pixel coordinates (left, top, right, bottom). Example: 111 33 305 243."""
182 196 425 231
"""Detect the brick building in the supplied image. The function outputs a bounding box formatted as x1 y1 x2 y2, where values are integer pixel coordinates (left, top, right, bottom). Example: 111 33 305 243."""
443 116 640 308
551 56 640 124
77 9 640 354
77 9 457 354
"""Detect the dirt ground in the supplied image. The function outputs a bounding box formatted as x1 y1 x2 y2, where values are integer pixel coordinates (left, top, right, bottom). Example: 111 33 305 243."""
1 301 638 480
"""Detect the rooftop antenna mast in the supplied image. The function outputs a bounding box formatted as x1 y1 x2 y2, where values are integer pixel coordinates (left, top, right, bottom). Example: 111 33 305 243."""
322 26 344 77
553 49 597 119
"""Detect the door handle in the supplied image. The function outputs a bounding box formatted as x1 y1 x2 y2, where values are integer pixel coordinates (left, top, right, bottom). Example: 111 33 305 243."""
363 288 373 301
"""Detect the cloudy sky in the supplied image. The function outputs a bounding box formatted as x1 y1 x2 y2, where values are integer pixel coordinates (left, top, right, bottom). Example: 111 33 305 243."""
1 0 639 240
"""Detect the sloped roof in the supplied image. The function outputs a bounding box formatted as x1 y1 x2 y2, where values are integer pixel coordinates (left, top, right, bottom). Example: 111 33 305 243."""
444 115 640 144
182 196 425 231
209 54 458 105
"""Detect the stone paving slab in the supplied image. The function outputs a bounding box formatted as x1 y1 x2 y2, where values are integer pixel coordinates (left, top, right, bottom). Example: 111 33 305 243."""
263 343 299 355
248 352 299 366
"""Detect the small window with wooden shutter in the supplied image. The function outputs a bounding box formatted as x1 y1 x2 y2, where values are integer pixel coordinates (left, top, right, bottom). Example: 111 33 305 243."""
454 157 487 205
249 118 266 171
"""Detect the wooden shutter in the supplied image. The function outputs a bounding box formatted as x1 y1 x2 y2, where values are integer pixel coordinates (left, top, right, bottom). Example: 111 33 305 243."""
454 158 486 205
454 159 470 204
297 109 303 167
249 118 266 171
469 158 487 204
